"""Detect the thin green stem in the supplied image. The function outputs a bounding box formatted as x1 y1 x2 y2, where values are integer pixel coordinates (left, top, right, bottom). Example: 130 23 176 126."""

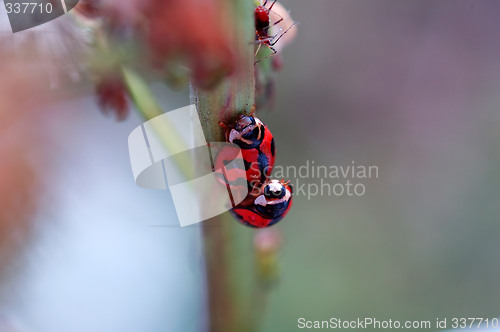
192 0 256 331
123 66 193 180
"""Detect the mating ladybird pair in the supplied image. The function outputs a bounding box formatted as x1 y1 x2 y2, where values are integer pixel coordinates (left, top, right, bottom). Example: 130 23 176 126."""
216 113 293 228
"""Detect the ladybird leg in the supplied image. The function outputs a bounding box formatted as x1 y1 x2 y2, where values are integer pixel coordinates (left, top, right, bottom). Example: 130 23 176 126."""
218 121 229 130
252 34 275 45
251 36 274 47
269 22 297 46
254 42 263 59
219 94 234 125
268 6 285 28
254 44 277 64
253 36 273 44
268 16 289 39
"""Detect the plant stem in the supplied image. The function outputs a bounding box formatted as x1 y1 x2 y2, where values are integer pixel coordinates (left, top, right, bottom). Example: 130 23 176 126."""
191 0 255 331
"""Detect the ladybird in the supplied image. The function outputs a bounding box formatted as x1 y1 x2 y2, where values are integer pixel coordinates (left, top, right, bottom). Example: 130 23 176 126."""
231 179 293 228
217 114 275 192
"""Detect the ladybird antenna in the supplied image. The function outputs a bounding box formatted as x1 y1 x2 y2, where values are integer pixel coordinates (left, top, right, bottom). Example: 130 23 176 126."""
270 12 285 28
268 0 277 11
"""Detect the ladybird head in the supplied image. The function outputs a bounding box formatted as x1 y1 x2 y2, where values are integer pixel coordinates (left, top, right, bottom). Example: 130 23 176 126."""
229 115 265 149
234 115 254 132
263 180 286 199
253 179 293 224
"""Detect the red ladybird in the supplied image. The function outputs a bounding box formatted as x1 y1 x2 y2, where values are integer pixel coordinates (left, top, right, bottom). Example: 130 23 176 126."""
217 114 275 192
231 179 293 228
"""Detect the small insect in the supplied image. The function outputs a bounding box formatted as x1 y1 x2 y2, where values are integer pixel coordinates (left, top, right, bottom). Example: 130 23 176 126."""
217 113 275 191
254 0 296 63
231 179 293 228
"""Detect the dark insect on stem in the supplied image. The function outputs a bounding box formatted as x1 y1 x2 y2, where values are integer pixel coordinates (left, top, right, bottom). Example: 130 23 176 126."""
254 0 296 64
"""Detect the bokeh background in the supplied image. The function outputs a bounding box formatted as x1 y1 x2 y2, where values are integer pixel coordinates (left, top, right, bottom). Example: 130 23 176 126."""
1 0 499 331
266 0 500 330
